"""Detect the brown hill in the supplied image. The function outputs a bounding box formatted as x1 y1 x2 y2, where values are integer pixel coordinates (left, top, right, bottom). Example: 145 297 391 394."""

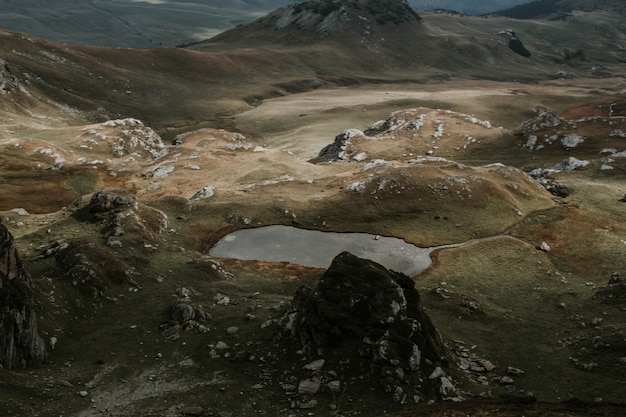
193 0 625 82
0 0 624 141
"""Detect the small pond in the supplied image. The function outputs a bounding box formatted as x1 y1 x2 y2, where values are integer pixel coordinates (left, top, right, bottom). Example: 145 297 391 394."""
209 225 462 276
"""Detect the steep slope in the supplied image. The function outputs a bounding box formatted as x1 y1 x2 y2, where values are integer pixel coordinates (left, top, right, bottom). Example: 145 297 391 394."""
207 0 423 46
0 223 47 369
193 0 626 82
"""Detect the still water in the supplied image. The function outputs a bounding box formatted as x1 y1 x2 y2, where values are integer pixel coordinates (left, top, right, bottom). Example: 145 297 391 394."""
210 225 458 276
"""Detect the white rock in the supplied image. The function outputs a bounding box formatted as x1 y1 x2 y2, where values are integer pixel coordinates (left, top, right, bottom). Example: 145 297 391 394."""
10 208 29 216
215 341 229 350
190 186 215 201
439 376 456 396
561 134 585 148
429 366 445 379
303 359 325 371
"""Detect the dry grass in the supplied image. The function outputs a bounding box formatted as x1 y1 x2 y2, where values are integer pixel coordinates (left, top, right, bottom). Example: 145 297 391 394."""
1 8 626 416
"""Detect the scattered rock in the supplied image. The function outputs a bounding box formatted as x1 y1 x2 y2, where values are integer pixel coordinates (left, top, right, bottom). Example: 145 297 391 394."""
498 376 515 385
171 300 196 324
9 208 29 216
214 293 231 305
327 380 341 393
461 298 481 312
538 241 551 252
480 360 496 372
298 378 321 395
507 366 525 376
190 186 215 201
551 157 589 172
303 359 325 371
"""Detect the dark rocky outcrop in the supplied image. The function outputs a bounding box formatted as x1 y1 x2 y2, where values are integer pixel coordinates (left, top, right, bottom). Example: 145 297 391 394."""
310 129 363 163
0 223 47 369
77 189 168 243
595 272 626 304
88 189 138 213
278 252 453 403
53 239 135 299
508 36 531 57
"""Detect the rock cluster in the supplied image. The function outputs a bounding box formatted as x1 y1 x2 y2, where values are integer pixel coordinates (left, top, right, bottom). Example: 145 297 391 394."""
82 189 168 243
0 59 21 93
0 223 47 369
160 287 211 339
277 251 452 403
529 169 569 197
595 272 626 304
53 238 135 299
311 129 364 163
519 109 564 133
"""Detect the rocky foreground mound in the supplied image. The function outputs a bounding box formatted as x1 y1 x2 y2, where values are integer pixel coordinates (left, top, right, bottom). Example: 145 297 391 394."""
0 223 47 369
278 251 455 404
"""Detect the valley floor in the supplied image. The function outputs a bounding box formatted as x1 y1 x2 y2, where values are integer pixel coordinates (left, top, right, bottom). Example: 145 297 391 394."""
1 77 626 416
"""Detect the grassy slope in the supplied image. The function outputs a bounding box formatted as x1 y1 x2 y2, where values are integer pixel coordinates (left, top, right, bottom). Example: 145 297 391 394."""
0 6 625 417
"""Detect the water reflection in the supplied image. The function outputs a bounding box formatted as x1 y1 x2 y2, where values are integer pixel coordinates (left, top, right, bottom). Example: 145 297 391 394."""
209 225 442 276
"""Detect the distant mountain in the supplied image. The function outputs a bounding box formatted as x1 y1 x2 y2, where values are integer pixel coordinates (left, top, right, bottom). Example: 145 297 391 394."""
0 0 542 49
0 0 624 135
0 0 293 48
192 0 625 84
409 0 530 15
493 0 626 19
204 0 423 47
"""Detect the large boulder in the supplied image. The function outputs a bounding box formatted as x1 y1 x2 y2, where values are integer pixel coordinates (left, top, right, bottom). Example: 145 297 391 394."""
0 223 47 369
279 252 452 403
310 129 364 163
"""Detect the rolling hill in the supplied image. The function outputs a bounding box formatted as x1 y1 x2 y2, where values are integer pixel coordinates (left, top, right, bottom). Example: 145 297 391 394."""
493 0 626 19
0 0 625 416
0 0 293 48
